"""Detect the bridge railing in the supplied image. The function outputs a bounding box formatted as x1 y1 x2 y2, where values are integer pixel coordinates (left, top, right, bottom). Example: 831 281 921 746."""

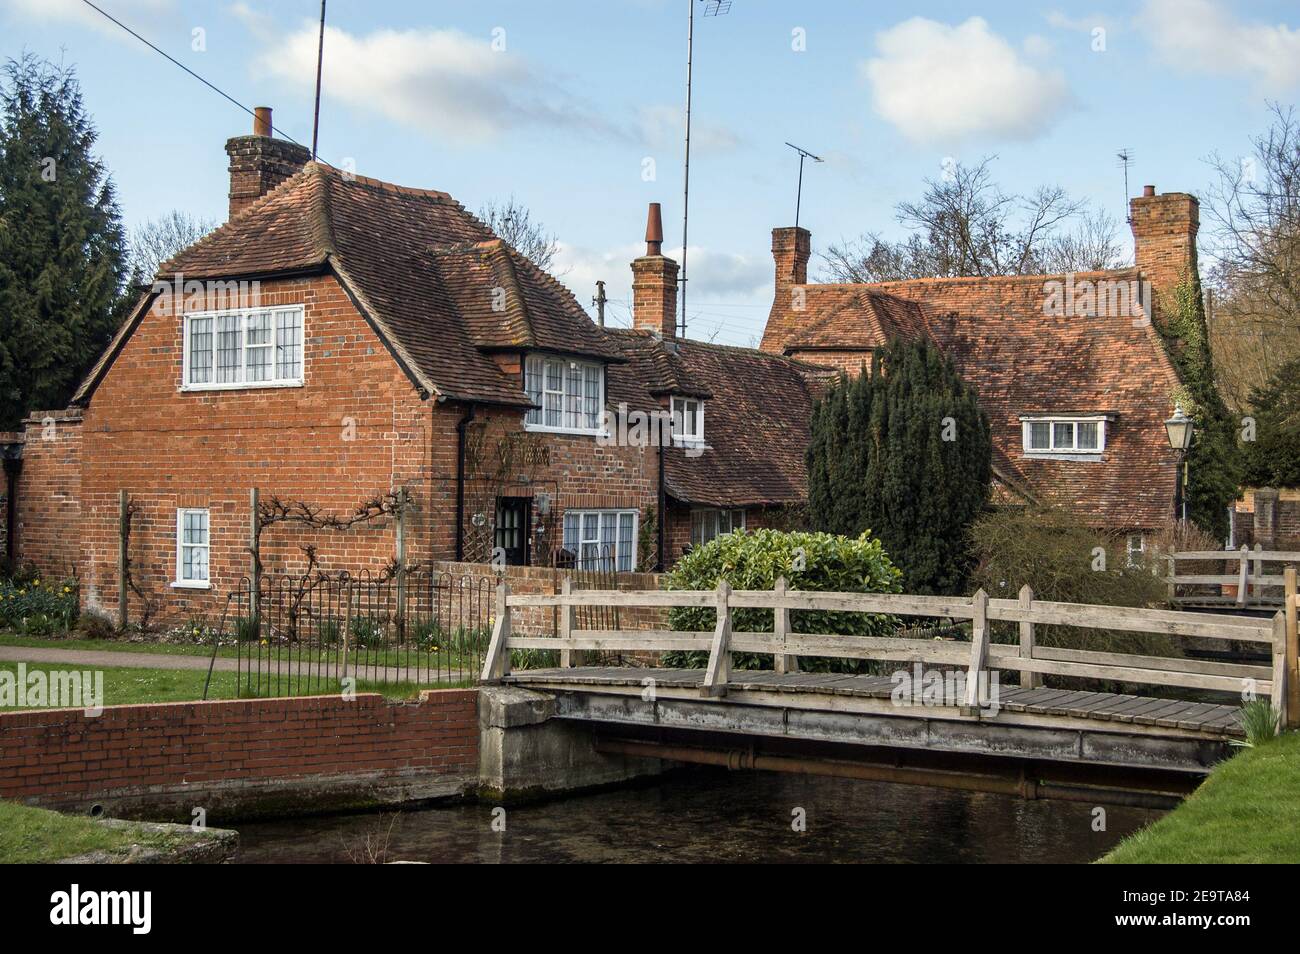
480 577 1292 729
1165 544 1300 608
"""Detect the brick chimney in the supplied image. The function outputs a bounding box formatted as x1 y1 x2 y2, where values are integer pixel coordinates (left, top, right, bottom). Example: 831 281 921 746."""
631 202 679 339
1130 185 1200 333
758 226 812 353
224 107 311 220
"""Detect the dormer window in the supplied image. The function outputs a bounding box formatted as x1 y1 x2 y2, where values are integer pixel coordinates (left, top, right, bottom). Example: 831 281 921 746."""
524 354 604 434
671 396 704 444
1020 414 1108 457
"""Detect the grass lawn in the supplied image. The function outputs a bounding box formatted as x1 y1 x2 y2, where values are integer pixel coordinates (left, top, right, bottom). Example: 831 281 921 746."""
0 633 484 670
0 800 183 863
0 660 471 710
1101 732 1300 863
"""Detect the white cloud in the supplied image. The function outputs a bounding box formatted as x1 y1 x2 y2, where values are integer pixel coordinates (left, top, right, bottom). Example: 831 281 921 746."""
258 23 617 144
1 0 174 36
637 104 741 153
863 16 1072 145
1137 0 1300 91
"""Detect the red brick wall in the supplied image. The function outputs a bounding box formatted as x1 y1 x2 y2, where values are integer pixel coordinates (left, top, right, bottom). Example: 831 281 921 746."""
13 411 82 578
66 274 436 620
0 690 477 817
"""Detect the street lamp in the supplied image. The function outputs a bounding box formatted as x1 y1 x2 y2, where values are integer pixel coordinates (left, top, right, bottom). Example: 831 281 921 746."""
1164 404 1194 522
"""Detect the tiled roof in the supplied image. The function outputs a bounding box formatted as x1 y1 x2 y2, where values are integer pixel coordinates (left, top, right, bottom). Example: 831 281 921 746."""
608 330 830 507
76 163 617 407
784 289 930 351
768 271 1183 528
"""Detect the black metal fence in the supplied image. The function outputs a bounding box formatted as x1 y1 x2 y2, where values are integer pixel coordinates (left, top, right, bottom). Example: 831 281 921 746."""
204 568 493 699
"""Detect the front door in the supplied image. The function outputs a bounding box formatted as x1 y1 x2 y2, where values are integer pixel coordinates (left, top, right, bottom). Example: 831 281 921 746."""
494 496 531 566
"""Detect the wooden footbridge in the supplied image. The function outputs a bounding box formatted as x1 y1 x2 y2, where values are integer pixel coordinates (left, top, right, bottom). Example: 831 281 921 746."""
481 576 1299 803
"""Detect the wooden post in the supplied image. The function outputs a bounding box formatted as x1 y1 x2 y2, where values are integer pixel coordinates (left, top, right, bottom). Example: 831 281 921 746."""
1236 544 1249 606
773 575 797 674
963 589 989 713
1166 552 1176 604
1250 543 1263 606
559 576 582 668
1285 566 1298 729
480 579 512 683
117 490 128 630
702 579 732 697
249 487 261 633
1271 611 1289 732
1017 584 1040 689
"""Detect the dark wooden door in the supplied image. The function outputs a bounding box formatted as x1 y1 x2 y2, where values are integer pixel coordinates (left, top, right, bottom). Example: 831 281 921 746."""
494 496 531 566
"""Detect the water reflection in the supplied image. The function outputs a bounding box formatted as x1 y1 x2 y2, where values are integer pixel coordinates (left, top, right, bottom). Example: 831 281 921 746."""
234 768 1160 864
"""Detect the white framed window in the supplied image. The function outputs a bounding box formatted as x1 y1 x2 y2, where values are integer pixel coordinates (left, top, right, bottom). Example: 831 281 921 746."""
182 306 304 391
561 509 638 571
175 508 210 588
691 508 746 548
1020 415 1107 456
1125 533 1145 569
524 354 604 434
671 396 704 444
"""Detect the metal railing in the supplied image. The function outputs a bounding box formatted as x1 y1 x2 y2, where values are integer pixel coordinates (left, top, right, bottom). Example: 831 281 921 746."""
204 568 493 698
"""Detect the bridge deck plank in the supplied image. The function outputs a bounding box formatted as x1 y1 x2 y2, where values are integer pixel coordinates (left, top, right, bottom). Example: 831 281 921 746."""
505 667 1243 737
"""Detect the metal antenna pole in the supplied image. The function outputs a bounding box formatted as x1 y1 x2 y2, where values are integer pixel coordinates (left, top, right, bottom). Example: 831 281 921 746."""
1117 148 1134 223
311 0 327 159
680 0 694 339
785 142 823 230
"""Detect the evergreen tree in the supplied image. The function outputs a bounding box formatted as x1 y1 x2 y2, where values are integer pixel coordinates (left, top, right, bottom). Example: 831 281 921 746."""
1240 355 1300 488
807 337 992 595
0 54 128 429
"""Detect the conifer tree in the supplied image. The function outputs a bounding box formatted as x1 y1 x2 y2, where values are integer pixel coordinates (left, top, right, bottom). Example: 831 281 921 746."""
0 54 128 429
807 337 992 594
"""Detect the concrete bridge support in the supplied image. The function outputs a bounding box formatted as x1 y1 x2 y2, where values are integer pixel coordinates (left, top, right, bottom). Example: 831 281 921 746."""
477 686 668 802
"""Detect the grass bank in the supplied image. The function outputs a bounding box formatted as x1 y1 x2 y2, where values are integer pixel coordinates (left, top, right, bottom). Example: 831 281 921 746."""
0 661 472 710
1102 732 1300 863
0 800 182 863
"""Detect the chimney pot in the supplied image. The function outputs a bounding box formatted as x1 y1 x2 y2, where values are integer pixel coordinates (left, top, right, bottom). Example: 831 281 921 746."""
226 106 310 220
1143 184 1155 197
253 106 272 137
645 202 664 256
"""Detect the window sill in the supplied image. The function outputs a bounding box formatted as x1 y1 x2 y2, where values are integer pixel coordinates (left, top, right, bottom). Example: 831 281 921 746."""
1022 451 1103 462
523 423 608 438
171 580 212 590
180 380 304 393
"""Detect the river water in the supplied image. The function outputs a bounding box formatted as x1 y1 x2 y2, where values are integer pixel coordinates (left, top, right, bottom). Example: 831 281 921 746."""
233 769 1160 863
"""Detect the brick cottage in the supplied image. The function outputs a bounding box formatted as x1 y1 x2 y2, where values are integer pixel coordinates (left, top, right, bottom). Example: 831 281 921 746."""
759 185 1207 562
4 110 821 621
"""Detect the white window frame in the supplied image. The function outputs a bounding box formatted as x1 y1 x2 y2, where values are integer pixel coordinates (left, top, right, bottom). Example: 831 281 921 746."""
691 508 746 548
174 508 211 589
181 305 305 392
1019 415 1108 458
561 508 639 572
1125 533 1145 569
523 354 606 436
671 396 705 445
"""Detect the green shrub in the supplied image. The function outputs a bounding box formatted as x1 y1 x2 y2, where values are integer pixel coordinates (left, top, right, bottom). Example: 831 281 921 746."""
349 617 385 649
661 529 902 672
968 501 1178 661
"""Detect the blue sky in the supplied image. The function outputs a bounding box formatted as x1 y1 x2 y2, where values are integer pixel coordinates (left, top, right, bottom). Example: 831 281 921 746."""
3 0 1299 346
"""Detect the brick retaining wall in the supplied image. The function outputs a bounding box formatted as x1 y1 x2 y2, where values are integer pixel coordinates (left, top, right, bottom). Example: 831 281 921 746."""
0 689 478 821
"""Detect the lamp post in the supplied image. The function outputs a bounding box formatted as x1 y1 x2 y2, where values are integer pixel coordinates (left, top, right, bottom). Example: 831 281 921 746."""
1164 404 1194 523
